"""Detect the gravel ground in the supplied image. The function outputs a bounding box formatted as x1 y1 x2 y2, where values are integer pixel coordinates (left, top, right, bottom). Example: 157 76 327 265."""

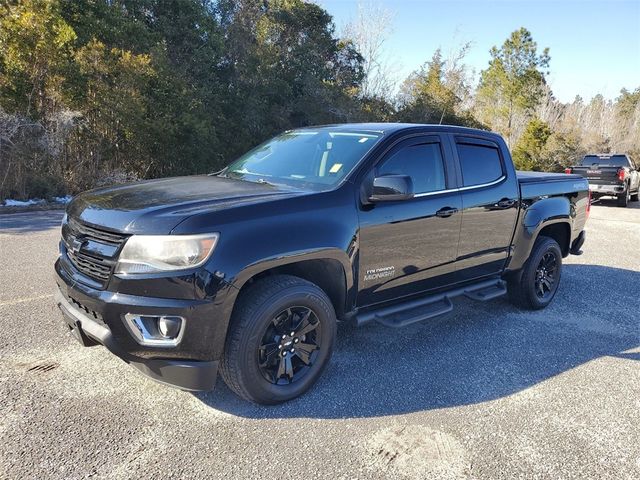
0 200 638 479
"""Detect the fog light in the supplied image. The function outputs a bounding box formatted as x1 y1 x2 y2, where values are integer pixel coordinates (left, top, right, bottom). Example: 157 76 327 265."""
123 314 185 347
158 316 182 339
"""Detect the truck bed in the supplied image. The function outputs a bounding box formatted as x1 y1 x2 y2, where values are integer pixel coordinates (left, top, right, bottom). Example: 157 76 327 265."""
516 171 577 183
517 171 589 203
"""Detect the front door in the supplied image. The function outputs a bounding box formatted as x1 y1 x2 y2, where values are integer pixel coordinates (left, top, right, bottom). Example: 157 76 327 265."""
357 135 462 306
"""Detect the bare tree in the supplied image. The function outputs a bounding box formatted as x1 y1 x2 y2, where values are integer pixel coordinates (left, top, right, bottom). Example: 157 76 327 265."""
342 0 399 100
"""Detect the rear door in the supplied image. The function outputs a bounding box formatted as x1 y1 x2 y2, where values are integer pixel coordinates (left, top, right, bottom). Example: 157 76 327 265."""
453 136 519 281
357 134 462 306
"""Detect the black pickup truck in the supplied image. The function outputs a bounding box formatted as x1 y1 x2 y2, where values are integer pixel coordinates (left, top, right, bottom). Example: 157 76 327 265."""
566 154 639 207
55 124 589 404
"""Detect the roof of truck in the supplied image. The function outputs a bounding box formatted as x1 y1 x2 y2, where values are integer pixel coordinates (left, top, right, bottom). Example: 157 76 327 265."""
299 123 501 138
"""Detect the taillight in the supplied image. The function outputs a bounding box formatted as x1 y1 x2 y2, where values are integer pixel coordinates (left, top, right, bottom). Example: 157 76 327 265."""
564 167 573 174
617 168 626 181
586 190 591 219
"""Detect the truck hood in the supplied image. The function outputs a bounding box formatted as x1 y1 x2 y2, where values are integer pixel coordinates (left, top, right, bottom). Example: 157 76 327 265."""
67 175 306 233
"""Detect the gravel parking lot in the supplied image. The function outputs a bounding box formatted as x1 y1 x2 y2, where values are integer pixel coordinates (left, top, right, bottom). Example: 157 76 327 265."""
1 200 638 480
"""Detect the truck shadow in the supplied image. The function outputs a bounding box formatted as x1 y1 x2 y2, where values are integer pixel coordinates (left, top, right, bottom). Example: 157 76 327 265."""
195 264 639 418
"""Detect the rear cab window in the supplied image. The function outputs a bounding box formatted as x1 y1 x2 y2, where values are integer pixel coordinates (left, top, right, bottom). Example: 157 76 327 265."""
580 155 630 168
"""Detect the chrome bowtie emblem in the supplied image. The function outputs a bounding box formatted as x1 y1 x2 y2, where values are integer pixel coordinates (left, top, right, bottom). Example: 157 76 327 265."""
70 237 86 255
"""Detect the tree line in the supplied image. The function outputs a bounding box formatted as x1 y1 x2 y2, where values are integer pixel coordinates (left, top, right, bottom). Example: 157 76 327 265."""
1 0 638 200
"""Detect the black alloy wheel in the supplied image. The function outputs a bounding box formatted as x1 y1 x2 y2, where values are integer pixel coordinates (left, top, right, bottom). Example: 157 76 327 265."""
534 251 559 300
507 235 563 310
258 306 322 385
220 275 336 404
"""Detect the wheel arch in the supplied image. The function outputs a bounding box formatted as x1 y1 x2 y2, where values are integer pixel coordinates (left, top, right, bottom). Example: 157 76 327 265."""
507 195 574 272
538 222 571 257
224 250 354 323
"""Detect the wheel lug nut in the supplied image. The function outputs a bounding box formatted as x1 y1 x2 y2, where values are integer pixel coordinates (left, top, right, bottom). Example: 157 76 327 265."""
290 332 295 336
278 345 282 349
282 351 287 356
291 348 295 353
294 338 299 343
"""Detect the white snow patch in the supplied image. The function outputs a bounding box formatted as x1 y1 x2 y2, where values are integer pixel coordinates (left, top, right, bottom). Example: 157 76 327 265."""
2 198 46 207
1 195 72 207
53 195 72 204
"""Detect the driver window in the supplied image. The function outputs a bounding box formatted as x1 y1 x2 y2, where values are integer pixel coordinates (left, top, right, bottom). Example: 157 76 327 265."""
378 142 446 194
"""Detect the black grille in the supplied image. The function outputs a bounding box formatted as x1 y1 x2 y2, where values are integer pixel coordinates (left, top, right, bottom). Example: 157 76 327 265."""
62 217 128 285
67 250 112 281
67 217 127 246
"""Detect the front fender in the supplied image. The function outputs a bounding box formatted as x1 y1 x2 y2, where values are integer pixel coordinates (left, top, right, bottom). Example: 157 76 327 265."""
231 247 354 293
508 196 572 271
216 246 355 332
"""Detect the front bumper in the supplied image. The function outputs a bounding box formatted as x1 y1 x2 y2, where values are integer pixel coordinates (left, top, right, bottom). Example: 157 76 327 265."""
54 255 233 391
589 183 624 196
56 291 218 390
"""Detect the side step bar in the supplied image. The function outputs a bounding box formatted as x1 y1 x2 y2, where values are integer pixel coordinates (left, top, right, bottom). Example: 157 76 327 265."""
355 278 507 328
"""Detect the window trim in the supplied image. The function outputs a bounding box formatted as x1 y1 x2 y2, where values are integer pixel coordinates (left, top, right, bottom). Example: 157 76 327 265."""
413 175 506 197
454 137 506 188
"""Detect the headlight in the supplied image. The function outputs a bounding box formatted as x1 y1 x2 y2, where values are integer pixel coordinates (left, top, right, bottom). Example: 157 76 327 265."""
115 233 219 274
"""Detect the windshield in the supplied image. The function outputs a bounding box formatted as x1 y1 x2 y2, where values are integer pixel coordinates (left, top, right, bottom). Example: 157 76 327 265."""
580 155 629 167
221 128 383 190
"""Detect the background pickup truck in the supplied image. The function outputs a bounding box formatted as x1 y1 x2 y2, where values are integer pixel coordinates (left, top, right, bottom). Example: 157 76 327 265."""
54 123 590 404
566 154 639 207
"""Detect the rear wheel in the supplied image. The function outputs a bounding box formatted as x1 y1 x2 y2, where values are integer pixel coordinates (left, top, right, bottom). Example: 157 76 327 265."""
220 275 336 404
508 236 562 310
617 187 630 207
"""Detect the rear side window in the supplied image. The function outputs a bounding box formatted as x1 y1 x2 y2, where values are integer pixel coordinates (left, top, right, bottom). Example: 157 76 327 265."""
456 143 504 187
378 142 446 194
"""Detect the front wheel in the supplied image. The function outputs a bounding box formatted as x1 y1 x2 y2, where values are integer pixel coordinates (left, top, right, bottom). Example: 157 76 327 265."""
220 275 336 404
508 236 562 310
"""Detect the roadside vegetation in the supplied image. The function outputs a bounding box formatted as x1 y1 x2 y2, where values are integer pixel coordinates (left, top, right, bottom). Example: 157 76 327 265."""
1 0 638 201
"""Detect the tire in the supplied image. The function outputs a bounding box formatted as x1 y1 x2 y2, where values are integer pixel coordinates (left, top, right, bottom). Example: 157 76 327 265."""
507 236 562 310
631 190 639 202
220 275 336 404
617 187 630 207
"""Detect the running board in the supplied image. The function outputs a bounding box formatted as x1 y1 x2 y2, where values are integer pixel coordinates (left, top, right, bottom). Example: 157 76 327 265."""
355 279 507 328
463 281 507 301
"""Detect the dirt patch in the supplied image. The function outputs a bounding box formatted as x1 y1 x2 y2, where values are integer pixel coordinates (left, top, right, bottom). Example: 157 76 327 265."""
367 424 469 479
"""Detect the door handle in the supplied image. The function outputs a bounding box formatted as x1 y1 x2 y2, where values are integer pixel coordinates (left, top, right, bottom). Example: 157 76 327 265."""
496 198 516 209
435 207 458 218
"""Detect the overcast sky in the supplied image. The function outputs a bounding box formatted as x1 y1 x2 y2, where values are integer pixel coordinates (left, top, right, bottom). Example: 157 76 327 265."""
319 0 640 103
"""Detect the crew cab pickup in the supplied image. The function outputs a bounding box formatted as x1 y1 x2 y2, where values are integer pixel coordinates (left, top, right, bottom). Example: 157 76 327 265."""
566 154 639 207
55 124 590 404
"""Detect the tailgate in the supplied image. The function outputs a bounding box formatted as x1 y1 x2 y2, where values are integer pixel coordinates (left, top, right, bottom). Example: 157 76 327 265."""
571 166 621 185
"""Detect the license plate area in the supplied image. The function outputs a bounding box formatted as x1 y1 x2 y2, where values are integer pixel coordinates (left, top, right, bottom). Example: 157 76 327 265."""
60 308 99 347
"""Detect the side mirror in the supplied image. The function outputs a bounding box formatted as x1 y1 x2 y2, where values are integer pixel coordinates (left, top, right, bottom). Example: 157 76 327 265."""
369 175 414 202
